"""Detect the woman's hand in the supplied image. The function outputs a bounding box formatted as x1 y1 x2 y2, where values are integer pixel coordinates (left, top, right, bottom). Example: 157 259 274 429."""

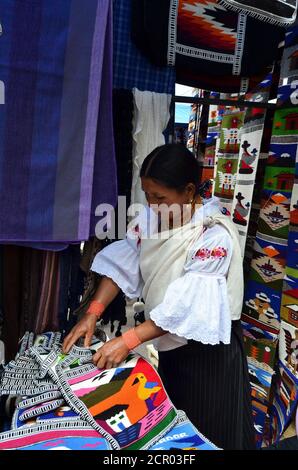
62 314 98 353
92 337 130 369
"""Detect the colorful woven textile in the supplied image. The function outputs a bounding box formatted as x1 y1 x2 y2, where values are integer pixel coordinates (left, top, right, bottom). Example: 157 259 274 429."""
47 354 177 450
217 0 297 26
131 0 283 92
0 422 110 451
213 110 245 215
0 332 178 450
0 331 219 450
241 25 298 448
149 411 219 450
231 75 272 255
0 0 117 245
0 412 219 450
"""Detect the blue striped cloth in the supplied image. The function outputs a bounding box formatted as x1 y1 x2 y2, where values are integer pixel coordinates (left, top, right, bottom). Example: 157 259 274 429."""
0 0 117 245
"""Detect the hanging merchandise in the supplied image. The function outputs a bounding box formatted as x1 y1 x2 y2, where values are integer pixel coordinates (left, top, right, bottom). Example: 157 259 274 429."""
0 0 117 246
266 26 298 444
58 246 85 335
131 0 284 92
33 252 60 335
243 110 276 278
213 109 245 215
217 1 297 26
186 94 204 155
241 25 298 447
187 104 199 152
130 89 171 206
1 246 44 361
231 75 272 255
113 0 175 94
1 244 85 362
202 96 225 186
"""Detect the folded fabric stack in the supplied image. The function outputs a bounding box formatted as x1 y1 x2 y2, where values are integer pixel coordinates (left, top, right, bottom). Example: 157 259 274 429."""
0 332 218 451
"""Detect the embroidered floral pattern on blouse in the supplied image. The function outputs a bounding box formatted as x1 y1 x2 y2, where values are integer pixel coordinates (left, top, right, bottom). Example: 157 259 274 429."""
132 224 141 247
193 246 227 261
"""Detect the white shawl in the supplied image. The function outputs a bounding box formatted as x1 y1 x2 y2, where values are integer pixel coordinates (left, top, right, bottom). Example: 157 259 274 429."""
140 211 243 350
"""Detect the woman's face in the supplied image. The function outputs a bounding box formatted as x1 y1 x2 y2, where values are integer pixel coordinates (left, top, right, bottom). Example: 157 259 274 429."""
141 177 197 227
141 177 193 207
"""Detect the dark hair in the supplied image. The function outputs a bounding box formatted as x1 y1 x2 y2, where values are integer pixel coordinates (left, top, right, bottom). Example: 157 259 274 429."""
140 144 202 195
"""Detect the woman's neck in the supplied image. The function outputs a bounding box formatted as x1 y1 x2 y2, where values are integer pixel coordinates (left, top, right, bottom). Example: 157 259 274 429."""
158 196 203 231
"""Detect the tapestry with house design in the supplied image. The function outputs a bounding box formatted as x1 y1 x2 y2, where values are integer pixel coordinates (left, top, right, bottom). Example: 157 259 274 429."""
242 25 298 448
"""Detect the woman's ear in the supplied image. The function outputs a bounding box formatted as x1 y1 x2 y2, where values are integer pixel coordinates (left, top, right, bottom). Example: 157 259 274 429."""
185 183 196 200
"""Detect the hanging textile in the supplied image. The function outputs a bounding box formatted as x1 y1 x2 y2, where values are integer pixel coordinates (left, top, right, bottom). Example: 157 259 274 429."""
0 0 117 246
213 109 245 215
265 25 298 445
130 89 171 206
1 248 60 361
231 75 272 255
241 27 298 448
243 110 275 277
186 102 201 154
217 0 297 26
58 246 85 335
1 244 86 361
113 0 175 93
202 97 225 187
131 0 283 92
34 252 60 335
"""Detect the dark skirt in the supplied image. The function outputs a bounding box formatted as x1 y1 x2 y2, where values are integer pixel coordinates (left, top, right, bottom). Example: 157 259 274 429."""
158 320 256 450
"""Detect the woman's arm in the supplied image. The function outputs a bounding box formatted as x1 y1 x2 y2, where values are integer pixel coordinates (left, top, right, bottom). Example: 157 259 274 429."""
62 276 120 353
92 320 166 369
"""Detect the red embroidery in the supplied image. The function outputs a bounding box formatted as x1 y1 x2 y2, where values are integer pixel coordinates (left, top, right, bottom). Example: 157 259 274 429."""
194 246 227 261
132 224 141 247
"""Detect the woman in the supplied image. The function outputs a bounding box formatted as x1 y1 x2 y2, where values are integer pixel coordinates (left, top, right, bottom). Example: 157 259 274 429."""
63 144 255 450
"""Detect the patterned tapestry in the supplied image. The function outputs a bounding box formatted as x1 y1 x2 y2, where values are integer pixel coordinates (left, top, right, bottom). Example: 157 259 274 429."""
213 109 245 215
201 97 225 187
231 75 272 255
264 26 298 445
242 26 298 447
0 332 218 451
131 0 283 92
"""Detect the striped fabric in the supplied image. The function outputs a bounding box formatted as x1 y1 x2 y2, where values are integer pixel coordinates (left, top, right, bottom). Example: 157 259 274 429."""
0 0 117 245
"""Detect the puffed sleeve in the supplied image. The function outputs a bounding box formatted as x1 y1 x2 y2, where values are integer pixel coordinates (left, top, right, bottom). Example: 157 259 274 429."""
90 210 148 299
149 224 233 345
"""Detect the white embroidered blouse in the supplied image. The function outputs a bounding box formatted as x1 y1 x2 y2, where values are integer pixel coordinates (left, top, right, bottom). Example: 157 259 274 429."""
91 198 240 351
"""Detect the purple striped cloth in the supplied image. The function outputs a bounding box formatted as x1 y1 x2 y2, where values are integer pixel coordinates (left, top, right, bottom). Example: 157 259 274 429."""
0 0 117 246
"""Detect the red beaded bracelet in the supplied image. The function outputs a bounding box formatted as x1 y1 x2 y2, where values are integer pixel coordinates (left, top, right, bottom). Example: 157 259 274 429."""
122 328 142 350
86 300 105 319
